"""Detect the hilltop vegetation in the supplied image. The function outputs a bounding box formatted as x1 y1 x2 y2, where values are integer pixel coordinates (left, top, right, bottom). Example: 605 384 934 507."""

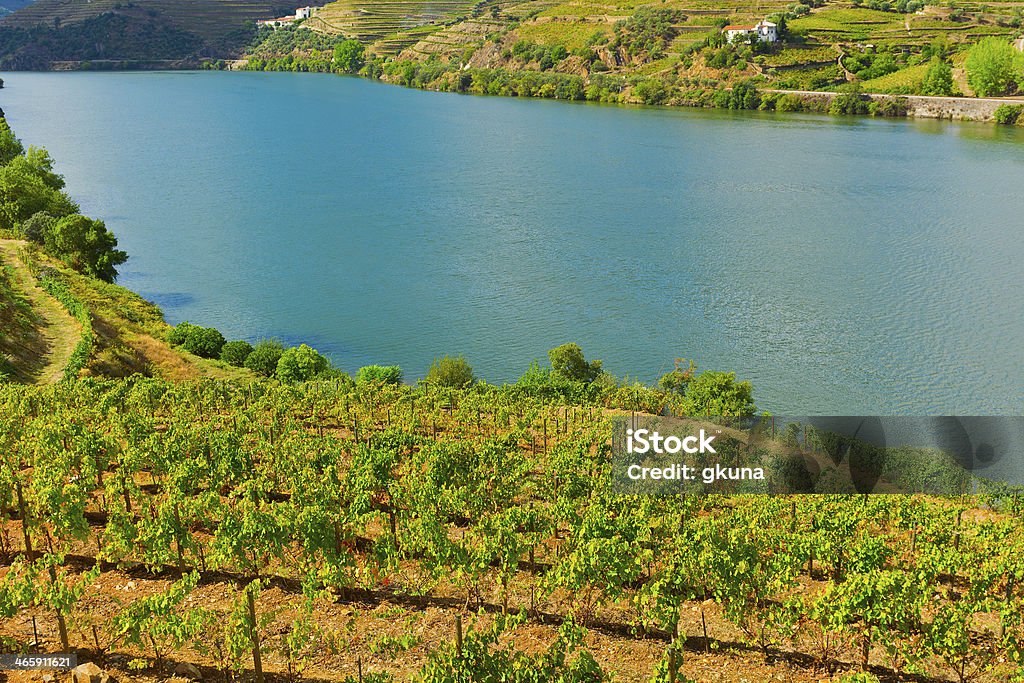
0 0 301 68
238 0 1024 116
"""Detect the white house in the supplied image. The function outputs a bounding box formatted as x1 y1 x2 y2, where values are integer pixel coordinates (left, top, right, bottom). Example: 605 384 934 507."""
257 6 315 28
723 20 778 44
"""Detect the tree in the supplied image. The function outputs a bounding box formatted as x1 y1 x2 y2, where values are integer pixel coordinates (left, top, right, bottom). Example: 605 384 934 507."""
181 326 226 359
680 370 756 417
0 118 24 166
333 40 365 73
221 340 254 367
425 355 475 388
356 365 403 385
276 344 329 383
244 340 285 377
0 159 78 232
548 343 602 383
965 38 1017 97
921 57 954 96
22 147 64 191
829 82 870 116
658 358 696 394
21 211 56 244
42 214 128 282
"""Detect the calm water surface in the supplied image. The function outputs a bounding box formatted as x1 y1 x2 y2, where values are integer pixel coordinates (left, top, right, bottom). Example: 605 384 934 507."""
2 71 1022 413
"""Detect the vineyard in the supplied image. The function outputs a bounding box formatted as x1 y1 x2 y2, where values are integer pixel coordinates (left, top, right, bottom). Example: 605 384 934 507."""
1 378 1023 683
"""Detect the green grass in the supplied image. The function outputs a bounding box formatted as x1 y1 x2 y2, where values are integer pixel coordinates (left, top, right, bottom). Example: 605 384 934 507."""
860 62 929 92
515 20 612 48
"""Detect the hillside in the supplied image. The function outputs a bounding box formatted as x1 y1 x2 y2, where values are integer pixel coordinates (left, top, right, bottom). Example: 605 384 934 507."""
0 0 311 67
239 0 1024 111
0 238 251 382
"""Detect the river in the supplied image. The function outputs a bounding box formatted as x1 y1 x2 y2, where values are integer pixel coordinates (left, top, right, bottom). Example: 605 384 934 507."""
2 70 1022 413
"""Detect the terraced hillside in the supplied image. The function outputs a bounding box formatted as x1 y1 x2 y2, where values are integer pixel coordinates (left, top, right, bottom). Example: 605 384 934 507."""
304 0 500 54
0 0 311 66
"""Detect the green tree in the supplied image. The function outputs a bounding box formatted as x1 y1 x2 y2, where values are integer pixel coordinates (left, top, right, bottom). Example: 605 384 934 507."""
658 358 696 394
22 147 64 191
680 370 756 417
169 321 201 346
244 340 285 377
356 365 403 385
830 82 870 115
21 211 56 244
220 340 254 367
548 343 602 383
181 326 226 359
425 355 475 388
333 40 365 73
921 57 954 96
42 214 127 282
0 118 23 166
0 159 78 232
965 38 1017 97
276 344 329 383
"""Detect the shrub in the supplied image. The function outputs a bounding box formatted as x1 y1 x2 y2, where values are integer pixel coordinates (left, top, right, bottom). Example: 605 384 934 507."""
921 57 954 96
633 78 669 105
549 343 602 383
220 340 254 367
679 370 756 417
42 213 127 282
21 211 55 244
775 94 804 112
965 37 1017 97
168 321 200 346
356 364 403 385
276 344 330 383
830 83 870 115
994 103 1024 124
181 326 225 359
425 355 475 388
244 340 285 377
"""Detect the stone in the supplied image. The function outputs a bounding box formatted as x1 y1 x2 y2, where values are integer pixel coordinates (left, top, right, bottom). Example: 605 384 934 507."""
173 663 203 681
72 662 113 683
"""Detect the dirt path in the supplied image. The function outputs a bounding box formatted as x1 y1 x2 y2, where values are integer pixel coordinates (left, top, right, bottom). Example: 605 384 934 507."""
0 239 82 384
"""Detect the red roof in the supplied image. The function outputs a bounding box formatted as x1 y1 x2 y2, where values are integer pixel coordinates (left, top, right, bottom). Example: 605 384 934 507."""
724 24 756 30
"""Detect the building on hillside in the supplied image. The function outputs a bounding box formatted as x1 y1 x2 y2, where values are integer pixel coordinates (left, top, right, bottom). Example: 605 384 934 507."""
723 20 778 44
1015 37 1024 52
257 6 316 28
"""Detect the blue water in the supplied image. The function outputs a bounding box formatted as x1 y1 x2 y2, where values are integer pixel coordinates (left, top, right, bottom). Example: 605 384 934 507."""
2 71 1022 414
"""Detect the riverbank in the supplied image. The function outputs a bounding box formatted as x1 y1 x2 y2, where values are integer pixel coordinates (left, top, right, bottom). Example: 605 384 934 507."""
232 52 1024 124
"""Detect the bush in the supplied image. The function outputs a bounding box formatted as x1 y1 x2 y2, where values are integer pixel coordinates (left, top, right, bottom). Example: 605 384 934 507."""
356 364 403 385
41 213 127 282
220 340 254 367
21 211 55 244
921 57 954 96
965 37 1018 97
181 326 225 359
549 343 602 383
168 321 200 346
244 340 285 377
425 355 475 388
775 94 804 112
679 370 756 417
276 344 330 383
830 83 871 115
994 103 1024 124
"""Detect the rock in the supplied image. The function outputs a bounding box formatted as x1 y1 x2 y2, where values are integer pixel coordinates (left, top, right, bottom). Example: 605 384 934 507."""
72 662 114 683
42 675 55 683
173 663 203 681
